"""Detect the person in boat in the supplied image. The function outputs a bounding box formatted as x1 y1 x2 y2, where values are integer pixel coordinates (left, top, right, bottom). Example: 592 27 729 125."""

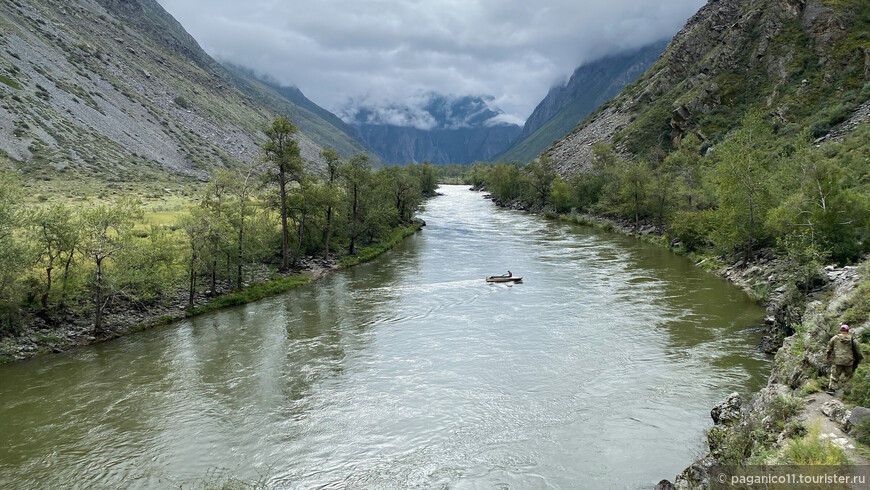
826 324 863 394
507 270 512 277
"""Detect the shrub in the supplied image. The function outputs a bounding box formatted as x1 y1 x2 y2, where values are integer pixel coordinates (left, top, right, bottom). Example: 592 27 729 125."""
766 393 804 428
780 422 848 464
852 418 870 446
844 365 870 407
174 96 190 109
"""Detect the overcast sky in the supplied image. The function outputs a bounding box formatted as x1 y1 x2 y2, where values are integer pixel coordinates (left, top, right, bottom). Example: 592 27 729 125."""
156 0 704 126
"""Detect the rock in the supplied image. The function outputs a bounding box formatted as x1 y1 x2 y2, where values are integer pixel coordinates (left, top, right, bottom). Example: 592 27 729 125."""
846 406 870 432
711 392 742 425
655 479 676 490
821 399 850 426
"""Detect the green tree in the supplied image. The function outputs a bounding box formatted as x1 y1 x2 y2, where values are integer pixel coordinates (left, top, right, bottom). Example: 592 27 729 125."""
78 200 142 334
179 206 214 310
711 111 775 260
31 203 78 309
263 116 302 271
0 170 27 332
617 159 652 229
343 153 372 255
550 175 575 213
524 156 557 208
226 162 260 290
320 148 343 260
114 225 177 303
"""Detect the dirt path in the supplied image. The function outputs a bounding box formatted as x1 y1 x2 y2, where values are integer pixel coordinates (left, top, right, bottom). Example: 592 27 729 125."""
801 392 869 466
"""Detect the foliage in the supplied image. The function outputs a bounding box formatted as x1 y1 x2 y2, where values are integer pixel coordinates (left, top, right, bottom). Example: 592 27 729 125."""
844 365 870 407
779 421 849 465
852 418 870 447
0 116 432 343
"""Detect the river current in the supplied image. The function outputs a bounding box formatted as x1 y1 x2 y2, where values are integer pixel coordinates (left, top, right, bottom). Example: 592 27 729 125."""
0 185 769 488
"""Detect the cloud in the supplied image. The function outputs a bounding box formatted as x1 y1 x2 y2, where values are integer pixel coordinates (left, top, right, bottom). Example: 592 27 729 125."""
156 0 705 124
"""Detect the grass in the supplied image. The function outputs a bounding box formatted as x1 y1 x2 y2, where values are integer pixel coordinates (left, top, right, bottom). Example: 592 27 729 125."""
779 421 849 464
338 223 422 267
189 275 310 315
0 74 21 90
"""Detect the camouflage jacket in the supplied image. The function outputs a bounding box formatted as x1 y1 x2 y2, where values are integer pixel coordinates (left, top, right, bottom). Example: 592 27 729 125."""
827 333 860 366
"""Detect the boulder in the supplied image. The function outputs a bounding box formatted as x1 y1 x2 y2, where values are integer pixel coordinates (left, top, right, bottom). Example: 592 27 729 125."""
711 392 742 425
655 480 676 490
821 399 850 426
846 406 870 432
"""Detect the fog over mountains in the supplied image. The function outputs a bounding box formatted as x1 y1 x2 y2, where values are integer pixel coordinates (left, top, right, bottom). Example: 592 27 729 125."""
341 94 522 165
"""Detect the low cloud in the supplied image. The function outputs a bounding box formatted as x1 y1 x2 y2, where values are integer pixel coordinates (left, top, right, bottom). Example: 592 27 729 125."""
157 0 704 124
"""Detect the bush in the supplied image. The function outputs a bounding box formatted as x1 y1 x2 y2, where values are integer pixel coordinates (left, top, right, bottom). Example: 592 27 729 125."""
669 209 715 252
766 393 804 428
174 96 191 109
844 365 870 407
780 422 849 464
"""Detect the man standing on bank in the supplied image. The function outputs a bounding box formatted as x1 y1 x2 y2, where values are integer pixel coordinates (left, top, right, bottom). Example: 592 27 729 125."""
826 324 863 394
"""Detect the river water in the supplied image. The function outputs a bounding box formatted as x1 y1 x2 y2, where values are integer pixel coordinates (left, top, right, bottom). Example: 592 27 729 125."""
0 185 769 489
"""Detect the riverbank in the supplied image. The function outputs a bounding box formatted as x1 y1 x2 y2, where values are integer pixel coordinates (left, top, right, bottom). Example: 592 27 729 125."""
481 190 870 487
0 221 424 365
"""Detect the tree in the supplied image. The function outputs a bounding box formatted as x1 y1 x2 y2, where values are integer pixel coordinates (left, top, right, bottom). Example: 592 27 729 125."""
381 165 422 223
78 200 142 334
202 172 233 294
343 153 372 255
31 203 78 309
225 162 260 290
524 156 557 208
179 207 214 310
320 148 342 260
617 159 652 229
263 116 302 271
0 170 27 332
712 111 775 260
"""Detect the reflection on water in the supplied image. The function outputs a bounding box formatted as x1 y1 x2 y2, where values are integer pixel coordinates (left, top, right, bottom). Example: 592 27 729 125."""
0 185 768 488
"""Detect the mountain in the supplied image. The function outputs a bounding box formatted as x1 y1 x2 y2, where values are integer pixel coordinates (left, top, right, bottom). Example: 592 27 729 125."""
546 0 870 176
343 94 522 165
221 63 376 162
496 40 668 163
0 0 373 182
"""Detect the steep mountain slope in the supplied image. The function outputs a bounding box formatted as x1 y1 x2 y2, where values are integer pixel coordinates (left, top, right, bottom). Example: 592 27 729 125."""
344 94 522 165
0 0 370 181
221 63 376 162
546 0 870 176
496 40 668 163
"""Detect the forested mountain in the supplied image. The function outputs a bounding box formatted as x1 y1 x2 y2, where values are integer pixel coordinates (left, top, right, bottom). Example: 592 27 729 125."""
344 94 522 165
496 40 668 163
0 0 373 181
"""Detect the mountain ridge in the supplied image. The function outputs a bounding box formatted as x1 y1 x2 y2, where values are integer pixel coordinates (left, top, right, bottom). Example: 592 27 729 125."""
546 0 870 176
496 40 668 163
0 0 373 181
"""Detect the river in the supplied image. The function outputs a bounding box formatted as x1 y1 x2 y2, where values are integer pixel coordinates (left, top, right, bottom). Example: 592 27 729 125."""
0 185 769 489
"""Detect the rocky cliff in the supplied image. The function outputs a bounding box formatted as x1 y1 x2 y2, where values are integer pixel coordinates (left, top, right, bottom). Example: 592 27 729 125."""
0 0 372 181
496 40 668 163
547 0 870 176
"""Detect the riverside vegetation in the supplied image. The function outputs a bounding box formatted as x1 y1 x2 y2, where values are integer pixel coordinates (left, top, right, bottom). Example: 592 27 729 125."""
0 116 436 363
466 108 870 478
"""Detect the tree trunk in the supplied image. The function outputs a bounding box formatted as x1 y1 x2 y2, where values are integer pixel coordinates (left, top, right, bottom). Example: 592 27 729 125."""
237 227 244 291
279 167 290 271
42 260 53 309
323 206 332 260
188 253 197 310
94 257 104 335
